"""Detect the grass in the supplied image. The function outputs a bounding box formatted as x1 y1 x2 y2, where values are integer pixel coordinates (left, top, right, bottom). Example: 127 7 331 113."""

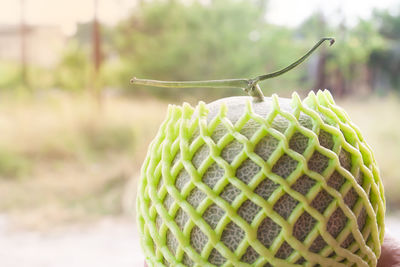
0 91 399 229
338 95 400 211
0 91 169 229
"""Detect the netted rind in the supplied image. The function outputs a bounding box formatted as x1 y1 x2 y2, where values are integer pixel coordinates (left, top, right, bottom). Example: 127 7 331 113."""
137 90 385 267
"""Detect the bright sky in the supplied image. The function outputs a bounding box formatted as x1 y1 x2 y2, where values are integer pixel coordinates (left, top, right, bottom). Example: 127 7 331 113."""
0 0 399 35
267 0 400 26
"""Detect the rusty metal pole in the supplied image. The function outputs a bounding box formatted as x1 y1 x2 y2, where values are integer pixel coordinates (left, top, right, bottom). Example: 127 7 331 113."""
93 0 101 75
20 0 28 87
92 0 102 108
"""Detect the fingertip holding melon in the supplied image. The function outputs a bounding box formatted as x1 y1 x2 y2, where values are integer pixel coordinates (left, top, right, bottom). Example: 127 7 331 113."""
134 38 385 267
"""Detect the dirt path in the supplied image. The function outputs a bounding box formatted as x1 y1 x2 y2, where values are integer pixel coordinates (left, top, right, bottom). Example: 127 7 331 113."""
0 215 399 267
0 216 144 267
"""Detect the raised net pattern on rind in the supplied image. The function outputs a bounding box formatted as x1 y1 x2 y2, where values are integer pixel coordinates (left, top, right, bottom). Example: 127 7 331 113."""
137 90 385 267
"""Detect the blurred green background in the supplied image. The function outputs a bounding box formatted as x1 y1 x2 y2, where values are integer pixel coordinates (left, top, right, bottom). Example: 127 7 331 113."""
0 0 400 230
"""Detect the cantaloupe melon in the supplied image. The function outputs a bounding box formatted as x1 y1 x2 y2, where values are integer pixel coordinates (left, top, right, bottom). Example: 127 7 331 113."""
136 90 385 267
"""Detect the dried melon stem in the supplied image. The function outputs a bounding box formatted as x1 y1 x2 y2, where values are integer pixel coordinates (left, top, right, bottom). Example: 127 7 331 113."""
131 38 335 102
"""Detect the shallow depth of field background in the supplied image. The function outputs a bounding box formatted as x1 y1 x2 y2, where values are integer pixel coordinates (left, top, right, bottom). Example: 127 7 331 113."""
0 0 400 266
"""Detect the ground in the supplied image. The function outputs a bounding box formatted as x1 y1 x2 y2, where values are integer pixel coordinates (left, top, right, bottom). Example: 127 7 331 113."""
1 214 399 267
0 215 144 267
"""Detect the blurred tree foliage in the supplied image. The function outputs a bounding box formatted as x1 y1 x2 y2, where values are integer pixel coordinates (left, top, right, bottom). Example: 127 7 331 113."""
370 9 400 93
296 13 386 97
107 0 308 99
54 41 91 91
102 0 400 98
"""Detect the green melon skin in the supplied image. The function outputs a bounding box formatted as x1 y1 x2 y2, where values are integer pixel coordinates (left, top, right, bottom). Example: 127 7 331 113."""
137 90 385 267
